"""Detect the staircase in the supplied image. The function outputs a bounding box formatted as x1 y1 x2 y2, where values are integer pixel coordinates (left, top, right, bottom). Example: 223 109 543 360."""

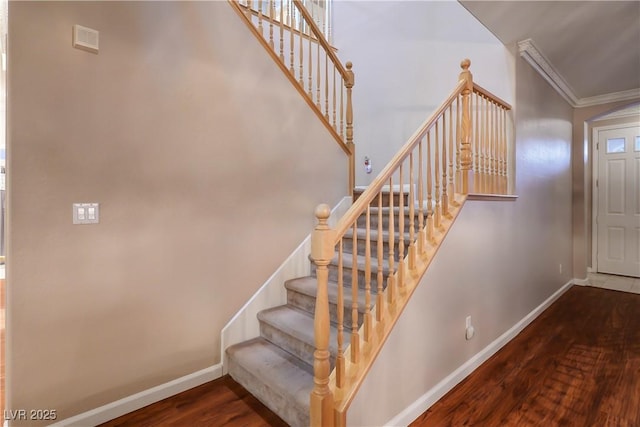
226 190 410 426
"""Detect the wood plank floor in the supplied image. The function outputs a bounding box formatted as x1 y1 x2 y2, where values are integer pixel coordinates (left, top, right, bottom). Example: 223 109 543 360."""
411 285 640 426
100 285 640 426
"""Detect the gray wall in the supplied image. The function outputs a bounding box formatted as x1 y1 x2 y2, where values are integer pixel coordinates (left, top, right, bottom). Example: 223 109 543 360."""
348 53 574 426
7 1 347 422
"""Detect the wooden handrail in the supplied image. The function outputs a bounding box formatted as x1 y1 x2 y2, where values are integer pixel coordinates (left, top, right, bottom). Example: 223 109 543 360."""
473 83 512 110
333 80 466 240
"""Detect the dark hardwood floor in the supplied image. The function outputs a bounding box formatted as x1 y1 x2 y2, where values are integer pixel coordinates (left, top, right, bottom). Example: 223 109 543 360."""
100 285 640 426
99 375 287 427
411 285 640 426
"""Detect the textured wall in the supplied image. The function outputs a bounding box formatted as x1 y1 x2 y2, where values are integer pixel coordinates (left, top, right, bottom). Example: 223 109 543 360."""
7 1 347 422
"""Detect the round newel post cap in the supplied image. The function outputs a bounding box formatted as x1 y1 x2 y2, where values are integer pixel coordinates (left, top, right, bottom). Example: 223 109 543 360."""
461 58 471 71
346 61 353 70
315 204 331 222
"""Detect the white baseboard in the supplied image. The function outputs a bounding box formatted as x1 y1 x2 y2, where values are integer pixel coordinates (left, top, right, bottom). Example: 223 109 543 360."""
48 364 222 427
385 279 575 427
572 277 589 286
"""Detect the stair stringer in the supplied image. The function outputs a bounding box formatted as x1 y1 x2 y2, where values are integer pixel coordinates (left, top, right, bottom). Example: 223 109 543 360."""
221 196 352 373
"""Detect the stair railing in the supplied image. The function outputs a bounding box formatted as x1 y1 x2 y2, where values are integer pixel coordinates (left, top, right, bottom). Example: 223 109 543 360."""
228 0 356 194
310 59 512 426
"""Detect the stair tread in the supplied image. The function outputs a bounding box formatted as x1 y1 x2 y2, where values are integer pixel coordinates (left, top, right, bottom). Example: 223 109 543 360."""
285 276 371 311
259 305 352 354
226 337 312 415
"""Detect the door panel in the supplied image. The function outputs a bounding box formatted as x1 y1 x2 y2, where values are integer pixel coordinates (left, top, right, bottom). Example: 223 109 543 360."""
596 125 640 277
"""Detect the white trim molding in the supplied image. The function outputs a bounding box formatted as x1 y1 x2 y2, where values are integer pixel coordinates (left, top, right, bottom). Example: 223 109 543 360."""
48 364 223 427
518 38 640 108
385 279 576 426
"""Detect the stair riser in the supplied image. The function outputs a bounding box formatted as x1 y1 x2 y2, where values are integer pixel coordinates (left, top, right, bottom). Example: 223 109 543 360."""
354 191 411 207
342 235 411 262
313 263 390 292
227 356 309 427
356 212 422 230
260 321 321 368
287 288 364 328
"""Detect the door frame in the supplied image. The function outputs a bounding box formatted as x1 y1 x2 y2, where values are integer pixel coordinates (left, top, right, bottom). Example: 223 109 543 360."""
591 122 640 273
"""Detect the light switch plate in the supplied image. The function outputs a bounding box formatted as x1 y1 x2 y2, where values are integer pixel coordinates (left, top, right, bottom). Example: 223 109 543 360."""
73 25 99 53
73 203 99 224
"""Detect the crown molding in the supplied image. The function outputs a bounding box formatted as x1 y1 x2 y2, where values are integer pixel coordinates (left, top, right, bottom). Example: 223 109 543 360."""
517 38 640 109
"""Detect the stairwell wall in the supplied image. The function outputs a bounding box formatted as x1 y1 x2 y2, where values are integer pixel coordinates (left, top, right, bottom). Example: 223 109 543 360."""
332 0 514 186
7 1 346 423
347 51 573 426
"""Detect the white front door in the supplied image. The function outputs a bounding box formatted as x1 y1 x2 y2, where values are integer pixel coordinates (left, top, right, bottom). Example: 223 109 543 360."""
596 124 640 277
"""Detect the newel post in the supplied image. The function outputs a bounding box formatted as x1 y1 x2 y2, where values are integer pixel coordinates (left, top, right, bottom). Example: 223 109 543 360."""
345 62 355 197
310 204 335 427
459 59 474 194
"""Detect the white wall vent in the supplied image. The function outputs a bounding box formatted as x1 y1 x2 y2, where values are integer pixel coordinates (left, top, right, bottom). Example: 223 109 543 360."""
73 25 99 53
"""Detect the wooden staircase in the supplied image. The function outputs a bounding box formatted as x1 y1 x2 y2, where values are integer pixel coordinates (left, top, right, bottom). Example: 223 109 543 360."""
226 190 410 426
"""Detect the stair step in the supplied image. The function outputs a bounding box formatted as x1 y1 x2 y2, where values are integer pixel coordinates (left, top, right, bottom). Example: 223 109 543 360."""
258 305 350 369
226 337 312 427
356 206 424 230
286 276 369 327
312 251 394 291
343 227 412 261
353 185 412 206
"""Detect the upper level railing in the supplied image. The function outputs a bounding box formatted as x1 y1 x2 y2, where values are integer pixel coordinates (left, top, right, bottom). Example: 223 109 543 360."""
310 59 512 426
228 0 355 194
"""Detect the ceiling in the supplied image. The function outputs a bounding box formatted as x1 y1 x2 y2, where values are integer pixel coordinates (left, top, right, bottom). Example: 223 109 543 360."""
460 1 640 106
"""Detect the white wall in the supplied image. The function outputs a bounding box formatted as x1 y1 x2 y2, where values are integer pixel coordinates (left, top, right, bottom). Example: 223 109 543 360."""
344 33 574 427
7 1 347 423
332 0 514 185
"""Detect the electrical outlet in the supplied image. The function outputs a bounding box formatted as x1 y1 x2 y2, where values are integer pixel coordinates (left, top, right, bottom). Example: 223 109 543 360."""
465 316 475 340
559 263 563 274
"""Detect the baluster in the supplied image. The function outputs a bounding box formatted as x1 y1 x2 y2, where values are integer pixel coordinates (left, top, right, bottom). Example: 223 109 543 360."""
279 0 284 62
289 0 295 75
376 191 384 321
268 0 274 49
456 96 462 192
257 0 264 34
474 93 480 190
398 164 405 290
441 114 449 219
364 206 372 342
484 97 490 193
387 177 396 305
310 204 334 427
418 140 425 256
324 52 329 120
448 105 457 206
426 131 435 244
246 0 253 19
340 79 344 138
308 19 313 100
332 67 337 129
408 152 416 271
459 59 473 194
345 62 355 195
298 7 304 87
316 35 321 109
350 221 359 364
434 119 442 229
491 102 496 193
336 238 345 388
502 107 508 193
